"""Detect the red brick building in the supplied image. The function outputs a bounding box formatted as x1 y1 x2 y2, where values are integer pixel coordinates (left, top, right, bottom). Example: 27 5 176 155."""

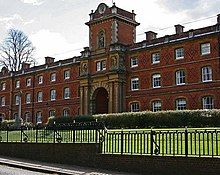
0 3 220 123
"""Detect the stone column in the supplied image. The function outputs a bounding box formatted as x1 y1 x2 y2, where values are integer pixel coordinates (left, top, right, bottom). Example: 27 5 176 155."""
79 86 84 115
108 82 113 113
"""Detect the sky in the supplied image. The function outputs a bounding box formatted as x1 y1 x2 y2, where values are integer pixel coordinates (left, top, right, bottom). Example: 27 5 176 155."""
0 0 220 65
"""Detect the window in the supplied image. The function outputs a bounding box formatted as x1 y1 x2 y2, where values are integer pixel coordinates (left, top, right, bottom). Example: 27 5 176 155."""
15 95 19 105
175 48 184 59
1 96 5 106
201 43 210 55
152 74 161 88
130 102 139 112
96 61 101 71
202 66 212 82
101 60 106 70
152 101 161 112
0 114 4 122
131 57 138 68
1 82 6 91
36 111 42 124
26 78 31 86
26 93 31 104
63 108 70 117
49 110 55 117
176 70 185 85
64 87 70 99
50 73 56 82
96 60 106 71
25 112 30 122
14 113 18 120
131 77 139 91
152 52 160 64
64 70 70 79
202 96 213 109
37 91 43 102
176 99 187 110
38 75 43 84
50 89 56 101
16 80 20 88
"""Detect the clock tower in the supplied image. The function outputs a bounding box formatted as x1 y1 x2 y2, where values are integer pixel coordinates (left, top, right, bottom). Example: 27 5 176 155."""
79 3 139 115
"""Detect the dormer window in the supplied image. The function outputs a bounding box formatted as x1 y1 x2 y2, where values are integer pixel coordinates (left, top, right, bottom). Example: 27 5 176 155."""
97 31 105 49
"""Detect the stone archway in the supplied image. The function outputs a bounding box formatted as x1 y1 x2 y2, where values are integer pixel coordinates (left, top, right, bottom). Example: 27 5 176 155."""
92 87 108 114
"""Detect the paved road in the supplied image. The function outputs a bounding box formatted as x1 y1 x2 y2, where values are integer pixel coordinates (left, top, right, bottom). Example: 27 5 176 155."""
0 164 51 175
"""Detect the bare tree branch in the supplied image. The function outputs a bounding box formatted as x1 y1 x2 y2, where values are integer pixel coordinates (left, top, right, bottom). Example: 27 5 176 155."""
0 28 36 72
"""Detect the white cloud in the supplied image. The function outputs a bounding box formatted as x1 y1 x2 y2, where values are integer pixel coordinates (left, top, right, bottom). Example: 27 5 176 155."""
0 14 24 29
20 0 44 6
30 30 85 64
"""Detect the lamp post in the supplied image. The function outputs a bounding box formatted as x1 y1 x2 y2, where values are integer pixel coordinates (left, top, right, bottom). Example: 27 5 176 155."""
17 91 23 126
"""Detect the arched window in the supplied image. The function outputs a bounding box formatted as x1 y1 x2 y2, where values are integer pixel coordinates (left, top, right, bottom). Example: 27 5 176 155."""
64 87 70 99
36 111 42 124
25 112 30 122
97 31 105 49
63 108 70 117
49 110 55 117
50 89 56 101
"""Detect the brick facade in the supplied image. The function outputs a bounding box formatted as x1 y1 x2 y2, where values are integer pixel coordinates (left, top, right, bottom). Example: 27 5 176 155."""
0 3 220 123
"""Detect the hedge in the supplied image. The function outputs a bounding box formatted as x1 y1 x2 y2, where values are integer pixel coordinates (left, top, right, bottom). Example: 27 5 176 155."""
47 110 220 129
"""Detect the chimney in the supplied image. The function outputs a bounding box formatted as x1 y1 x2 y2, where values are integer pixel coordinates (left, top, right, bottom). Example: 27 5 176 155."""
145 31 157 41
175 24 184 34
22 62 30 70
45 56 55 64
217 14 220 24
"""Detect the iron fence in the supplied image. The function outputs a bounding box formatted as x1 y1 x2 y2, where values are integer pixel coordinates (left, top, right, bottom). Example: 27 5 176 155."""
101 128 220 158
0 121 106 144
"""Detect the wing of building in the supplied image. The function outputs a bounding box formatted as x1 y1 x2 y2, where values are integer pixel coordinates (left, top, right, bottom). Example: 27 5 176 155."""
0 3 220 123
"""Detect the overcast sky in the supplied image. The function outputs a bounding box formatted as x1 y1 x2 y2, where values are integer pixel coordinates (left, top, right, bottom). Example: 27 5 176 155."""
0 0 220 65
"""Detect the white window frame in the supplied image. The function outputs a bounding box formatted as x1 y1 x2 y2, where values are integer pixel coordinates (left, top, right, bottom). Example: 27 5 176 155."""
101 60 106 70
49 110 55 117
37 91 43 102
64 70 70 79
131 77 139 91
130 102 139 112
202 66 212 82
16 80 20 88
1 96 5 106
15 95 19 105
201 43 210 55
131 57 138 68
152 74 161 88
26 93 31 104
176 99 187 110
50 89 56 101
26 78 31 86
202 96 213 109
36 111 42 124
152 52 160 64
96 61 101 71
50 73 56 82
25 112 30 122
38 75 43 84
175 47 184 60
64 87 70 99
176 70 185 85
1 82 6 91
63 108 70 117
152 101 161 112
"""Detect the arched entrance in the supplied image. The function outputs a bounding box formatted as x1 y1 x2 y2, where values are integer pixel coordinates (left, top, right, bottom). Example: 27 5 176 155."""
93 87 108 114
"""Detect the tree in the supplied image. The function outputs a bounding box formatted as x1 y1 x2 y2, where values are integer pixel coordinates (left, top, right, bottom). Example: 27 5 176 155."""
0 28 35 72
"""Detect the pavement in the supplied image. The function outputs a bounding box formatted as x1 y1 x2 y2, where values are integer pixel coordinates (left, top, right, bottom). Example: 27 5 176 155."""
0 156 135 175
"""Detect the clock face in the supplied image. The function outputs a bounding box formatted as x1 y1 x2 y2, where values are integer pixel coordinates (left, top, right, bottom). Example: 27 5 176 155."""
98 3 106 14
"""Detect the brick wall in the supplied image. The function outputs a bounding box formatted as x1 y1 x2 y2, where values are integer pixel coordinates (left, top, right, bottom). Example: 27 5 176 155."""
0 143 219 175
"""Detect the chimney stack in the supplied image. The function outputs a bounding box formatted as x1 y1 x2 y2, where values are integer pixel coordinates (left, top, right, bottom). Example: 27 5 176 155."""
145 31 157 41
175 24 184 34
22 62 30 70
45 56 55 64
217 14 220 24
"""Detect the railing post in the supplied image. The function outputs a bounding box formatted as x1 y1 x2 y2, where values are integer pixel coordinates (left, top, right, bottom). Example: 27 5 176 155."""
185 126 188 157
121 128 124 155
36 123 38 143
6 124 9 143
53 121 56 143
20 125 23 143
150 127 154 156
